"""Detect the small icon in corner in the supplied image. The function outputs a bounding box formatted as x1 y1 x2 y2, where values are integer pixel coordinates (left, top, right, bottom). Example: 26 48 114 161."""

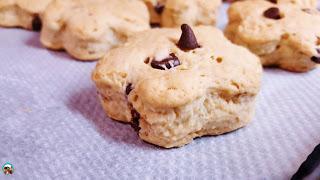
2 162 14 175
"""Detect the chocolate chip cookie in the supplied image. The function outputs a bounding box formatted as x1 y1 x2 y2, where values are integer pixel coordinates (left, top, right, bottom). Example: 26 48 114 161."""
92 24 262 148
225 0 320 72
144 0 222 27
0 0 52 31
40 0 150 61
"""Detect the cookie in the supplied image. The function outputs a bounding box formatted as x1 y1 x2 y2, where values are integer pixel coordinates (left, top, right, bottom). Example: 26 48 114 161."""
225 0 320 72
224 0 317 8
0 0 52 31
144 0 222 27
92 24 262 148
40 0 150 61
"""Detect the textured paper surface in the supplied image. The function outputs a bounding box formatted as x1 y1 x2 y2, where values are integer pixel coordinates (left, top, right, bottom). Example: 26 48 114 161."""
0 4 320 180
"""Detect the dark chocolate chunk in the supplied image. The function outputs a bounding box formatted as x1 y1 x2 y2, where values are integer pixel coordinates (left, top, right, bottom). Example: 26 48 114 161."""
150 53 181 70
130 109 141 132
32 15 42 31
154 3 164 15
311 56 320 63
263 7 282 20
267 0 277 3
177 24 200 51
150 23 161 28
311 48 320 63
125 83 133 95
291 143 320 180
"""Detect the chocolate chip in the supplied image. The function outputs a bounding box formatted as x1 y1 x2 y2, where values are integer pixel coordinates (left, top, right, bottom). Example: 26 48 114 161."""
311 56 320 63
311 48 320 63
216 57 223 63
154 3 164 15
130 109 141 132
177 24 200 51
263 7 282 20
144 57 150 64
125 83 133 95
150 53 181 70
32 15 42 31
267 0 277 3
150 23 161 28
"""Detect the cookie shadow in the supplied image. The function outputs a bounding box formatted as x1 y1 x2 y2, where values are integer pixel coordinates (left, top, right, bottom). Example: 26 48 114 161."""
25 31 42 49
24 32 80 62
66 86 157 150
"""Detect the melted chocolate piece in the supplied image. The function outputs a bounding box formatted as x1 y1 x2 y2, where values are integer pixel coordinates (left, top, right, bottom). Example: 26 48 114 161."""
311 48 320 63
126 83 133 95
177 24 200 51
150 53 181 70
311 56 320 63
150 23 161 28
263 7 282 20
154 3 164 15
32 15 42 31
130 109 141 132
267 0 277 3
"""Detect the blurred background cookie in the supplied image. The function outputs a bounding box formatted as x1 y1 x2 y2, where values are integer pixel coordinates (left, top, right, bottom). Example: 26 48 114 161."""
0 0 52 31
144 0 222 27
40 0 150 61
225 0 320 72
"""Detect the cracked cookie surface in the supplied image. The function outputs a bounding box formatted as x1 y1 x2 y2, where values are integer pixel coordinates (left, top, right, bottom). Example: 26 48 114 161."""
92 25 262 148
40 0 150 61
225 0 320 72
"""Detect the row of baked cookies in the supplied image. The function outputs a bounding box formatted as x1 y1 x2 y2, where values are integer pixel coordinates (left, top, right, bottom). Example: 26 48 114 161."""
0 0 223 30
0 0 222 60
1 0 319 72
144 0 222 27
